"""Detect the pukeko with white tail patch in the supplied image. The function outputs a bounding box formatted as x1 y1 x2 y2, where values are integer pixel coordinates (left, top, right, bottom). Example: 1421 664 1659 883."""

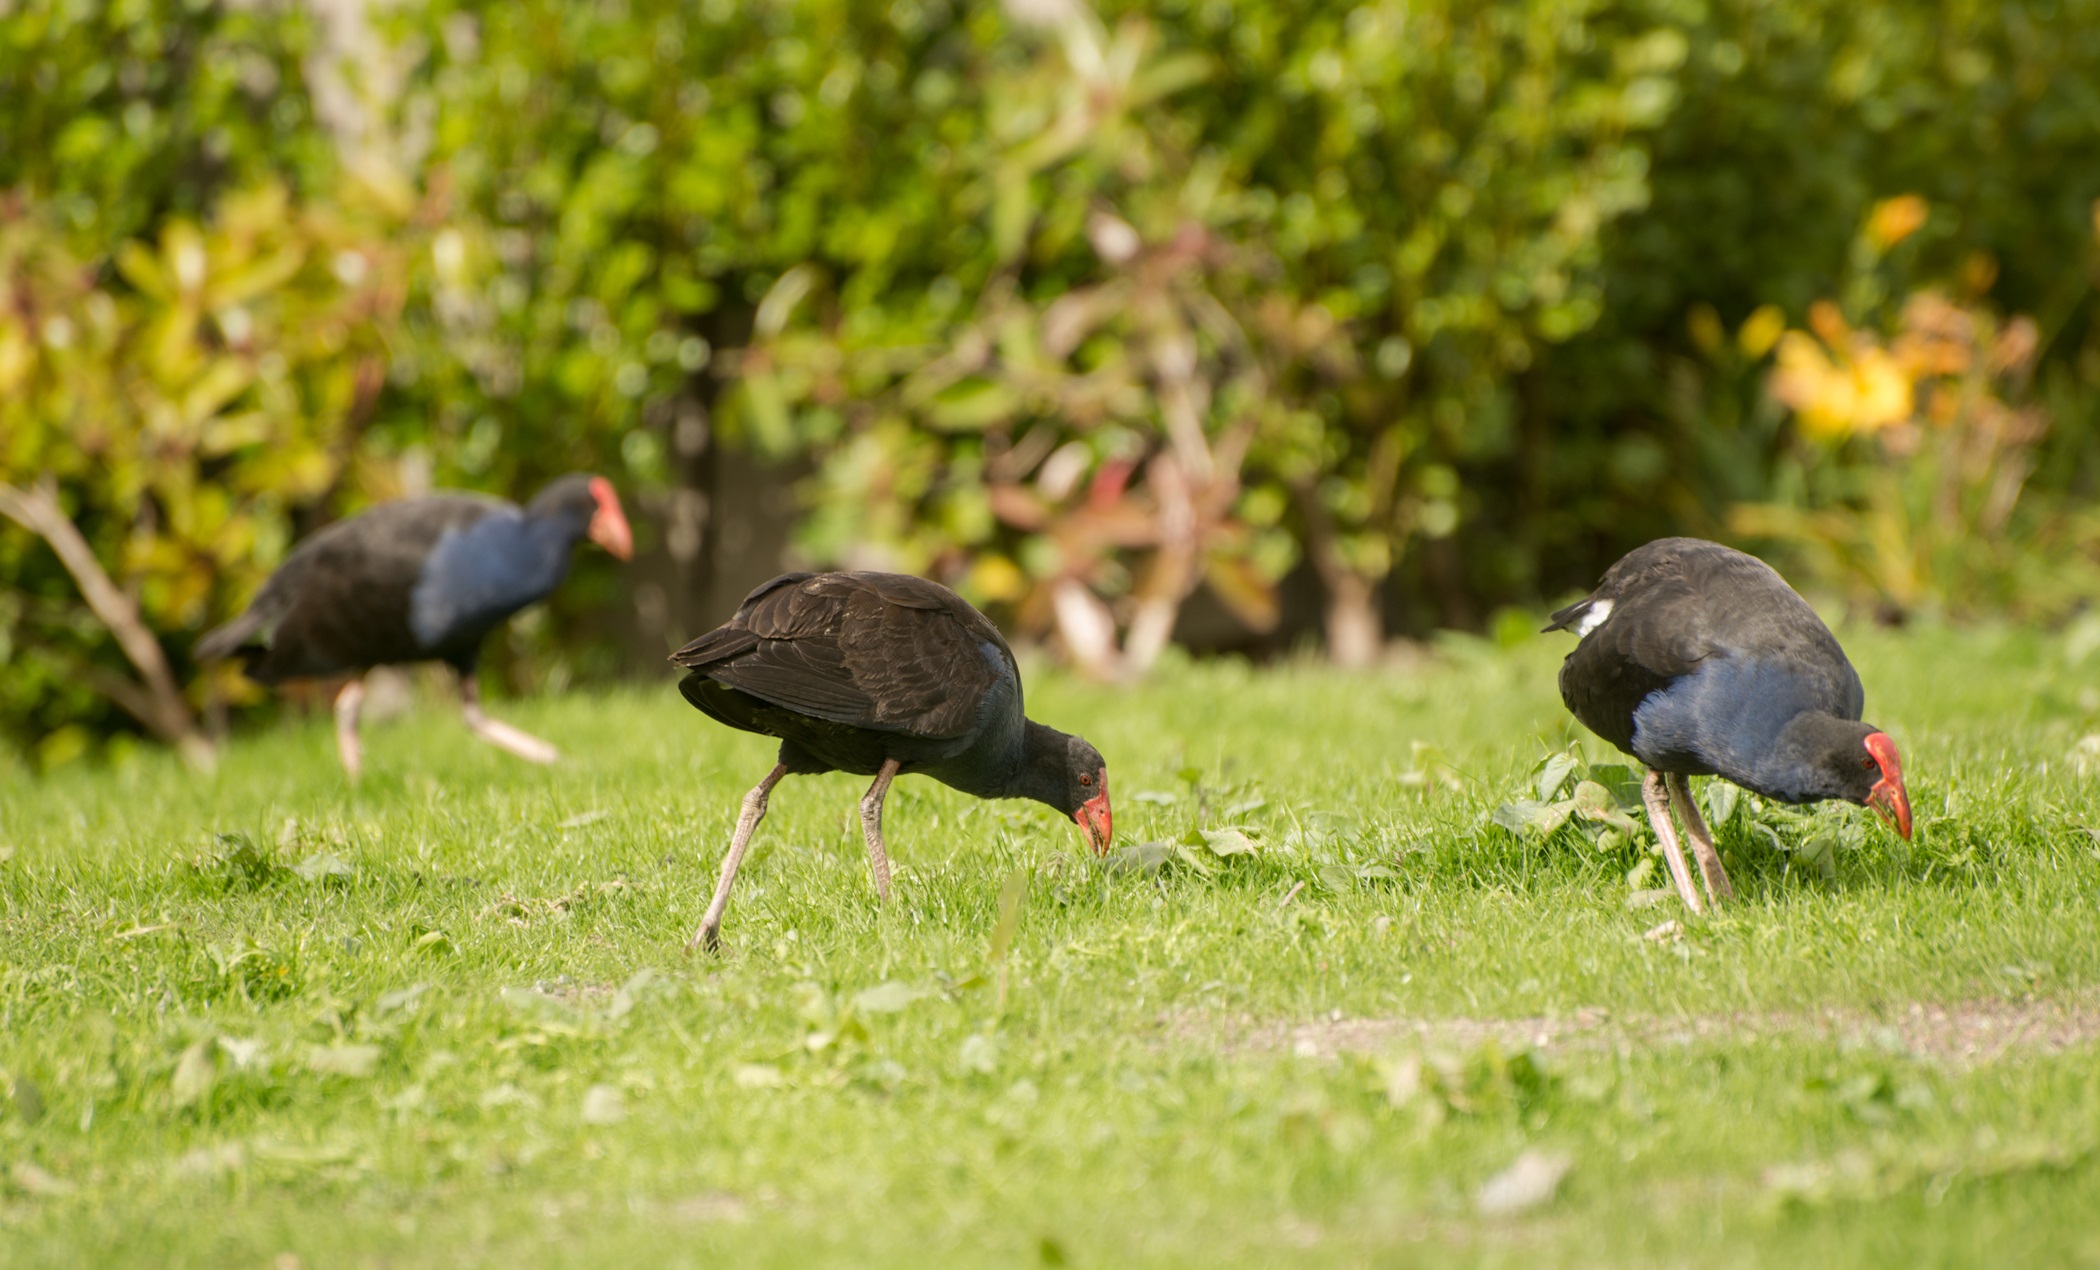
196 474 632 777
1545 537 1911 912
671 570 1112 953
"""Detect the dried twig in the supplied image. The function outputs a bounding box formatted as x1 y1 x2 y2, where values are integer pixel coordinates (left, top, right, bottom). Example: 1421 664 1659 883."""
0 478 214 769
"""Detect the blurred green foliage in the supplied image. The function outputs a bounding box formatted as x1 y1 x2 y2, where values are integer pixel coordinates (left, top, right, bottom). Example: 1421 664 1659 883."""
401 0 1678 663
7 0 2100 762
0 0 333 246
1 171 419 765
1527 0 2100 588
400 0 2100 627
1723 199 2100 622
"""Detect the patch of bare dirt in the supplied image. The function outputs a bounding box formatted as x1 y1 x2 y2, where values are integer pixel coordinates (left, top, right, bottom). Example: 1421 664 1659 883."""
1175 996 2100 1066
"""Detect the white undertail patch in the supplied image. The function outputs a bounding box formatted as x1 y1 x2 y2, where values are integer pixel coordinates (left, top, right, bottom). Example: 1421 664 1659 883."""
1572 598 1614 637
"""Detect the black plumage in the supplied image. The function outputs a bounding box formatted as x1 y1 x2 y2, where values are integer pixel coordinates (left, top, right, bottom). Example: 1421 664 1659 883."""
196 473 632 776
1546 537 1911 910
672 570 1112 952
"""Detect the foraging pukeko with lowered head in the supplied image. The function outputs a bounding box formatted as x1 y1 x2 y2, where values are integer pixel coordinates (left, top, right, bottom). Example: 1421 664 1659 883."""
671 570 1113 953
1545 537 1911 912
196 474 632 777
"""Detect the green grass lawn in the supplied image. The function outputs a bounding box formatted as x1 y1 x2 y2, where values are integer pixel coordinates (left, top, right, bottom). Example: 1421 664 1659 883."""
5 621 2100 1267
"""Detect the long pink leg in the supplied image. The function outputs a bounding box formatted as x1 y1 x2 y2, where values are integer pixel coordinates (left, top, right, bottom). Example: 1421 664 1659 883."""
858 759 902 903
459 673 559 764
688 763 789 954
1666 772 1735 904
334 678 365 780
1641 769 1705 915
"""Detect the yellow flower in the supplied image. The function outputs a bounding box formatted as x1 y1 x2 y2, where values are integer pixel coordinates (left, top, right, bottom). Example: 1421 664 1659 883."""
1847 348 1913 432
1769 331 1914 439
1867 195 1929 249
1770 331 1850 438
1807 300 1850 348
1737 304 1786 359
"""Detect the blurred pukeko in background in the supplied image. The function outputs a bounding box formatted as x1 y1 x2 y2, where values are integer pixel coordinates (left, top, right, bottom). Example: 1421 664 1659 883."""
196 474 632 777
671 570 1113 953
1546 537 1911 912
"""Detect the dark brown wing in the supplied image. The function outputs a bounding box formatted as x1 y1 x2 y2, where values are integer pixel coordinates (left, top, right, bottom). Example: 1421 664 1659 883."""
671 571 1014 740
197 495 505 680
661 572 805 673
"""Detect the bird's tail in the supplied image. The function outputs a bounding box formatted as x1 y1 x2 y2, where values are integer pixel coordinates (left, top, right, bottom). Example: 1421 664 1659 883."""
668 626 760 671
1542 594 1609 635
194 608 267 663
1541 598 1587 634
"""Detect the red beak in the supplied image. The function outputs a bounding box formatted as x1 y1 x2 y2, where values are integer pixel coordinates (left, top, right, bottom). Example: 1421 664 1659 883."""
1864 731 1911 840
1074 770 1112 855
587 476 634 561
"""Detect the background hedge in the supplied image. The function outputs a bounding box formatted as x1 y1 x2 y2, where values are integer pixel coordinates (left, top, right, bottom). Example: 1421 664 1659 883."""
6 0 2100 762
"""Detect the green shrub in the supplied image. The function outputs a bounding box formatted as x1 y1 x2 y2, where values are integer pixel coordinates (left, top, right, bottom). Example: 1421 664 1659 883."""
0 0 333 246
0 175 418 765
11 0 2100 761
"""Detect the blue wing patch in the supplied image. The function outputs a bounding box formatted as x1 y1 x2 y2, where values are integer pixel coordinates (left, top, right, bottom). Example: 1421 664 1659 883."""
409 511 572 651
1631 656 1860 775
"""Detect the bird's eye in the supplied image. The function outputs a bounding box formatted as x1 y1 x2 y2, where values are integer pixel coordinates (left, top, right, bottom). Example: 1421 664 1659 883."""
1862 756 1876 769
1079 774 1092 786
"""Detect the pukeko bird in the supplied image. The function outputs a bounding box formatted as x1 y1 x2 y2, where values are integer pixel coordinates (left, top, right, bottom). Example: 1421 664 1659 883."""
671 570 1113 953
196 474 632 777
1545 537 1911 913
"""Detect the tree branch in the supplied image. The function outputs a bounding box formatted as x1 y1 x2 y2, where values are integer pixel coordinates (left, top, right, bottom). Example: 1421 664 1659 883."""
1290 478 1384 668
0 478 214 768
84 667 166 736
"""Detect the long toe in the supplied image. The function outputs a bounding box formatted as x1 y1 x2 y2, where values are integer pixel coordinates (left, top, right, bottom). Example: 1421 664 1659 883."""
470 717 561 764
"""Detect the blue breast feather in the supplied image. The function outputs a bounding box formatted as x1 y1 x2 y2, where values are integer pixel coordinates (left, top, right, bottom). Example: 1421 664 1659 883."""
409 512 573 650
1630 656 1863 779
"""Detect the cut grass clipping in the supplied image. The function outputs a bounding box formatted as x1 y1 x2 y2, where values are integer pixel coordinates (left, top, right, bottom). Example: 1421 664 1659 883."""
3 621 2100 1266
